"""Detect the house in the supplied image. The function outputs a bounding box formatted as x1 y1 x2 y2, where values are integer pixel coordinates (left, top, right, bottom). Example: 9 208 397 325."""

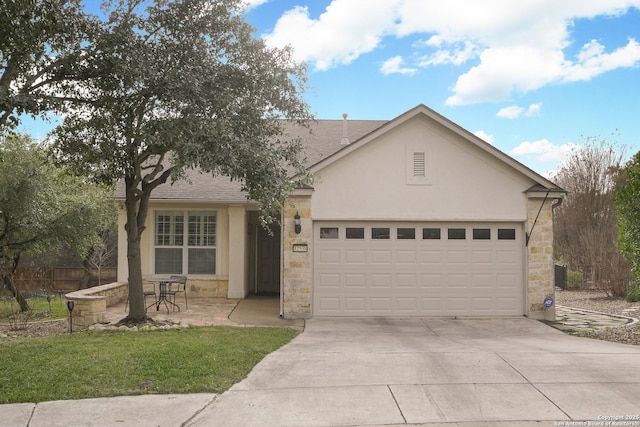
116 104 565 320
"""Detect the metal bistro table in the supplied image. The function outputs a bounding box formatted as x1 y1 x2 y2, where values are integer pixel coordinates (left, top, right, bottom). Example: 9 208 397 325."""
146 277 182 313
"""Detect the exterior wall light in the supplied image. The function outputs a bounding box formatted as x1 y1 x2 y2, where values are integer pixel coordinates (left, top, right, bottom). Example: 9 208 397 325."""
294 212 301 234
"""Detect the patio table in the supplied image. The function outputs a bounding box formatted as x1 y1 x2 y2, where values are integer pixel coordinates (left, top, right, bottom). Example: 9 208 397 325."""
146 277 182 313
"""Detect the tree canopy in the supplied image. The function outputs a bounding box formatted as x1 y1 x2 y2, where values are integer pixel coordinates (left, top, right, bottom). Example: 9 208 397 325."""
0 0 96 130
615 151 640 287
51 0 314 322
0 133 116 310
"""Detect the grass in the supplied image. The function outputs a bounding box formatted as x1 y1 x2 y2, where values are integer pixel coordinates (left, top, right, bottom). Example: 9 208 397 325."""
0 295 68 323
0 326 298 404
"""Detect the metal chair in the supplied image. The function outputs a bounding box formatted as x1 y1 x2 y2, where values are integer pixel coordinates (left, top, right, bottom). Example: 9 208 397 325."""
166 275 188 310
125 282 157 312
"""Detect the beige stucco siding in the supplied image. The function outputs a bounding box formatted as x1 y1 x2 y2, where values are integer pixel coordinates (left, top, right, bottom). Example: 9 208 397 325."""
311 115 533 221
117 202 234 297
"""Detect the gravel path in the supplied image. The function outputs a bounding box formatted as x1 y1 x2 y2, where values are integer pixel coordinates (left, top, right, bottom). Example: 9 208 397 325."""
556 289 640 346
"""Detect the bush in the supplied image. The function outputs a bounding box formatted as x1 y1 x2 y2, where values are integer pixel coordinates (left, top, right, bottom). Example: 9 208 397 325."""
626 286 640 302
568 269 585 288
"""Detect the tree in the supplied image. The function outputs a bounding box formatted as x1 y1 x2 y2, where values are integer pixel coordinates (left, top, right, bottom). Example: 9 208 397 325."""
52 0 313 323
615 151 640 289
0 0 96 131
79 224 118 289
552 138 629 296
0 133 115 311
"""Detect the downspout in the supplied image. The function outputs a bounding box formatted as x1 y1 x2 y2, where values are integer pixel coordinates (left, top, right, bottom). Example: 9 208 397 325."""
279 210 284 317
526 188 551 247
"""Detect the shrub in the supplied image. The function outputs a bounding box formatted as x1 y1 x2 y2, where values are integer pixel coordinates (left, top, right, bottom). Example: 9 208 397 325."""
568 269 585 288
626 286 640 302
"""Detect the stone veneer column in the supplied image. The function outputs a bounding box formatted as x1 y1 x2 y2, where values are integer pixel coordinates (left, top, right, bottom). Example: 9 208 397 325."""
282 193 313 319
526 198 556 320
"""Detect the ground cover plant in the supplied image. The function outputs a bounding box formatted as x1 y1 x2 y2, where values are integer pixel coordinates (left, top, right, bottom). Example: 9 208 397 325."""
0 326 298 404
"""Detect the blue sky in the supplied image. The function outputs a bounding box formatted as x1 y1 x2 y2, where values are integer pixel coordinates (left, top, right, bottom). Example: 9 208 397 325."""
18 0 640 177
241 0 640 177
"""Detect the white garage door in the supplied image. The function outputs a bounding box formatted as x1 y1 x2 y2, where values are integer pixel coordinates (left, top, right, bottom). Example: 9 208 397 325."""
313 222 524 317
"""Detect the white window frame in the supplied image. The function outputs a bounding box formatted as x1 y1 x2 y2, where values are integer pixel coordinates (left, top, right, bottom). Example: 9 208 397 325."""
154 210 217 276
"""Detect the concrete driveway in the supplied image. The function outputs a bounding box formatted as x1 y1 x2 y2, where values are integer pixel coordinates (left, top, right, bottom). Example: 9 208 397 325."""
187 317 640 426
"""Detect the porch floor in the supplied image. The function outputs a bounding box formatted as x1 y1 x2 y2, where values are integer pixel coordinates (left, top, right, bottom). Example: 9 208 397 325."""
103 295 304 330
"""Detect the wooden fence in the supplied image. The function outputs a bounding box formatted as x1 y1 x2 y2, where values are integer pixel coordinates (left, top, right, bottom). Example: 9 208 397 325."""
11 267 118 293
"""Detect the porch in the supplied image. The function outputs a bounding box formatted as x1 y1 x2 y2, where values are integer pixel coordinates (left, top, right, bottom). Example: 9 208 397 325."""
103 295 304 329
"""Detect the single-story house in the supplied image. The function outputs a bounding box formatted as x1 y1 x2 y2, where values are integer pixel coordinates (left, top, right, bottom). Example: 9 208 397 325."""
116 104 565 320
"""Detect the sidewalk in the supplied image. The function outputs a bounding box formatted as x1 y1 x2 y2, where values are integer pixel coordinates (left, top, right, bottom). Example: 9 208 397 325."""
1 303 637 427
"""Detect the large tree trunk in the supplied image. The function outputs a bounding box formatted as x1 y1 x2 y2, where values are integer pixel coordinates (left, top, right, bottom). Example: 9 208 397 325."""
1 255 30 312
121 179 151 323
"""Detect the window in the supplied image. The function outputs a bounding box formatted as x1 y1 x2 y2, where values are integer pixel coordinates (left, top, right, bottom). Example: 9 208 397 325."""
154 210 216 275
498 228 516 240
473 228 491 240
372 228 390 239
423 228 441 239
320 227 339 239
448 228 466 240
397 228 415 239
346 228 364 239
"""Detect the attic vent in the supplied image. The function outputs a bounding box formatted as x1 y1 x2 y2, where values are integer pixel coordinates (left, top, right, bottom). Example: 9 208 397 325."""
413 152 426 177
406 143 431 185
340 113 349 145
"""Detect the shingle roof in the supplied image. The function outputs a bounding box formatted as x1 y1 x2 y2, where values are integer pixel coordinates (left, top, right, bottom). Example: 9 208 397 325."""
114 119 387 201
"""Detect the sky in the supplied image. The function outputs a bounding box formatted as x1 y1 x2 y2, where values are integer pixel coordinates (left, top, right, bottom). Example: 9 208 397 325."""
240 0 640 177
18 0 640 177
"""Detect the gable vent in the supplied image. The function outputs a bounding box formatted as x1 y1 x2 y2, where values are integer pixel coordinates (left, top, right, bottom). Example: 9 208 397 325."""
413 152 426 177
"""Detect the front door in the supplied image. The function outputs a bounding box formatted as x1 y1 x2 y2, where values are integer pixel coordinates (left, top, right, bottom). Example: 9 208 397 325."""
256 224 281 294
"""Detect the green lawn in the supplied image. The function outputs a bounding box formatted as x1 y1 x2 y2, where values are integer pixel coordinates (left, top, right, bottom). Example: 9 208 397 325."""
0 295 68 322
0 326 298 404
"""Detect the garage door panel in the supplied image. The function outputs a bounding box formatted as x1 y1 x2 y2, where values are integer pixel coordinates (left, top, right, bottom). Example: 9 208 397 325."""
371 274 392 287
446 250 468 263
345 250 366 264
422 250 443 263
397 250 418 264
314 222 524 317
397 274 418 288
319 249 340 264
318 273 340 288
371 250 392 263
345 298 366 311
344 274 365 288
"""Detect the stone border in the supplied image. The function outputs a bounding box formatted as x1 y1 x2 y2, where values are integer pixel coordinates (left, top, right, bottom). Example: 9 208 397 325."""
65 282 128 328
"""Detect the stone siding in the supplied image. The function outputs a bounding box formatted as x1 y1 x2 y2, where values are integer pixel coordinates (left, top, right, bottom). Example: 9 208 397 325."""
526 198 556 320
282 196 313 319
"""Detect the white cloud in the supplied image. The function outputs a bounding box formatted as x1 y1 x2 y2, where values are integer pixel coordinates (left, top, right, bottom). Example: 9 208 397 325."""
511 139 579 163
497 103 542 119
262 0 640 103
473 130 494 144
497 105 524 119
526 102 542 117
262 2 398 70
243 0 269 9
380 56 417 75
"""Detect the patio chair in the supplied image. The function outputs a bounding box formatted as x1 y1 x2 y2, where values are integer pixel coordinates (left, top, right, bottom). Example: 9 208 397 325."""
124 281 158 312
167 275 188 310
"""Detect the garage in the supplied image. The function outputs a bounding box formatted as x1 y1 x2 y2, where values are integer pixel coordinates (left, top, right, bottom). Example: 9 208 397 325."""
313 222 525 317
